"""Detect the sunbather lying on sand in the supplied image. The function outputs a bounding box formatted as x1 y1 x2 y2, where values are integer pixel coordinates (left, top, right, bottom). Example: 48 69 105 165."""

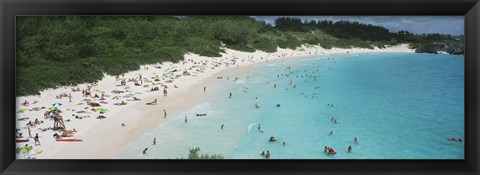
146 98 157 105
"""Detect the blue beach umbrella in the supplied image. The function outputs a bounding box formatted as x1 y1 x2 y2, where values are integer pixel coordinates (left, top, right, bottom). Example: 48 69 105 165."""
52 102 62 107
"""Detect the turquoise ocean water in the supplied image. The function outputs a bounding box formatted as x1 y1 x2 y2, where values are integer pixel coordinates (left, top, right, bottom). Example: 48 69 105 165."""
114 53 464 159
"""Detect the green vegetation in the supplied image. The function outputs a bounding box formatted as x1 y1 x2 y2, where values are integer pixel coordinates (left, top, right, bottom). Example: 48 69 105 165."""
186 148 224 159
16 16 463 96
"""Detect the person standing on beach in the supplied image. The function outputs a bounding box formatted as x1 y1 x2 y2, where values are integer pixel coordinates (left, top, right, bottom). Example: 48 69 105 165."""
68 93 72 103
27 126 32 138
204 86 206 93
153 138 157 145
163 109 167 118
229 92 232 98
185 116 188 123
163 88 168 97
221 124 224 130
34 133 40 146
143 148 148 154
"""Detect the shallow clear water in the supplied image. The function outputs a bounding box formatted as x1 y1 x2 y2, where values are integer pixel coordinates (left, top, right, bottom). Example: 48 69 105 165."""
115 53 464 159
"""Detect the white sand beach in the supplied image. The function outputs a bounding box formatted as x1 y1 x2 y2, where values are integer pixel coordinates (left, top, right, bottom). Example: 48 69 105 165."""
15 44 414 159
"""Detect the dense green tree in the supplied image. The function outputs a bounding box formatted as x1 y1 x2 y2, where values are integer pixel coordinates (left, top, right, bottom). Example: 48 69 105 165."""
16 16 462 96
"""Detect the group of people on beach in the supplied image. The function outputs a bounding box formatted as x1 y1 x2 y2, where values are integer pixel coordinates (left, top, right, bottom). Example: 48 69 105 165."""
18 53 466 160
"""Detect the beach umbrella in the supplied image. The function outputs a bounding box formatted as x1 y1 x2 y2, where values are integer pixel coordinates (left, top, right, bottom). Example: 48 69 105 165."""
112 96 122 100
48 107 59 111
28 149 43 158
93 89 105 94
77 102 85 106
33 149 43 155
17 108 28 113
52 102 62 107
17 108 28 117
16 146 33 154
92 98 98 102
95 108 108 113
15 147 21 154
135 92 142 95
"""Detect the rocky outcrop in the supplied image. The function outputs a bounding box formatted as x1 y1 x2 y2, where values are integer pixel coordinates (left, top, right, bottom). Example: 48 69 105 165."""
415 42 464 55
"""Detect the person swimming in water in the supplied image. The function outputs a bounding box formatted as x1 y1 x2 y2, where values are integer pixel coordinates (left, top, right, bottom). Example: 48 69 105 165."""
448 138 463 142
260 151 265 156
354 137 358 144
265 151 270 159
269 136 276 142
347 146 352 153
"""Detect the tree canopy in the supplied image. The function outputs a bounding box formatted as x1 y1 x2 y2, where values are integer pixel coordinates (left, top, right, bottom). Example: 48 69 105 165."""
16 16 462 96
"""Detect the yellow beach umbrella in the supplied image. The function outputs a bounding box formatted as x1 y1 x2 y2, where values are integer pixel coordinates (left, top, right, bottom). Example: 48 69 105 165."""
33 149 43 155
17 108 28 113
49 107 59 111
17 108 28 117
93 89 105 94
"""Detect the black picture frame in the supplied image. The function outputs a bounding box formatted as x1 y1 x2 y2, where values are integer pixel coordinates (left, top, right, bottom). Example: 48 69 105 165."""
1 0 479 174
